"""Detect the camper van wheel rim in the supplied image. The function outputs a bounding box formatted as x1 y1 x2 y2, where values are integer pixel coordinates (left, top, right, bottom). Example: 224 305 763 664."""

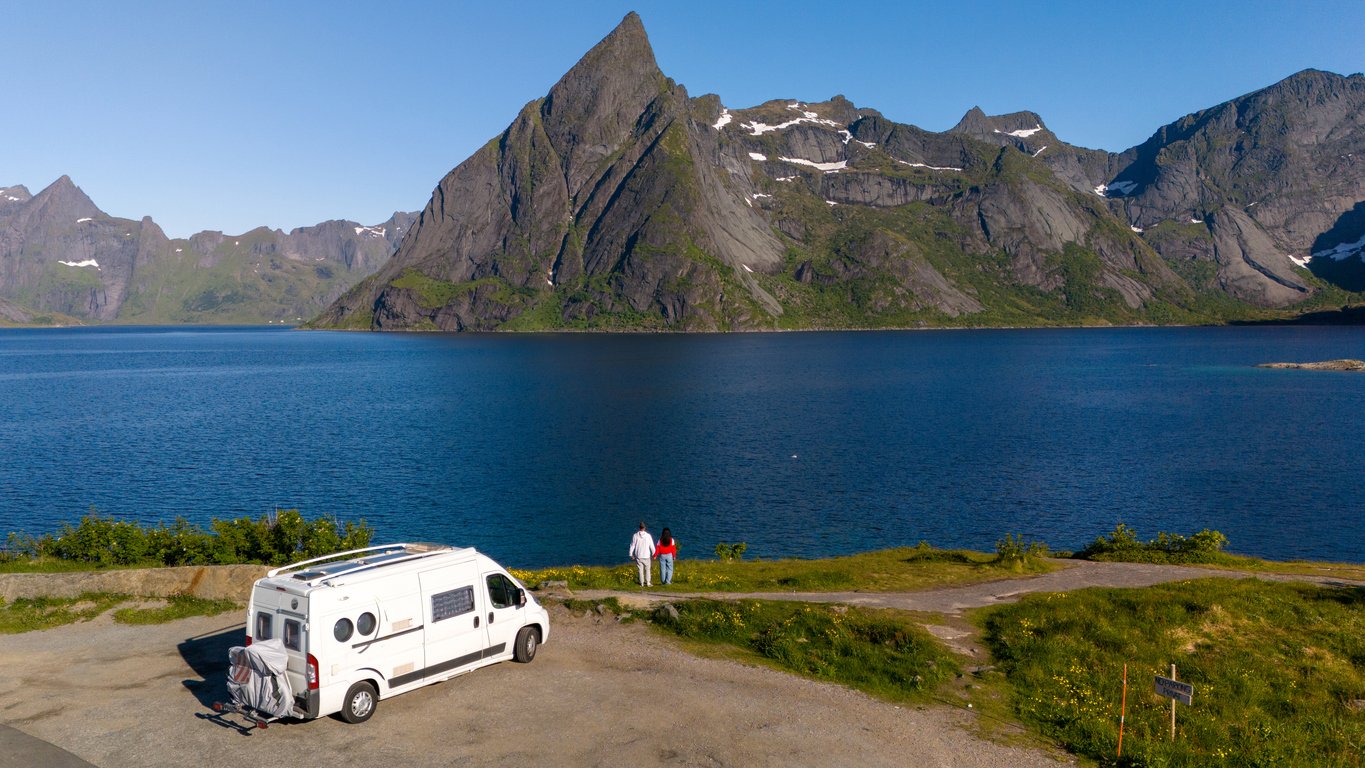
514 626 538 663
341 681 377 723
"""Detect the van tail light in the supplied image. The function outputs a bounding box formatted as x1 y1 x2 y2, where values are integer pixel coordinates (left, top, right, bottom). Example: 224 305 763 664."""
306 654 319 690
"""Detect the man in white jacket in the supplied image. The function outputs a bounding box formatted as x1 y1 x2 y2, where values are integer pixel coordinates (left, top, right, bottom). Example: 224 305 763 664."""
628 522 656 587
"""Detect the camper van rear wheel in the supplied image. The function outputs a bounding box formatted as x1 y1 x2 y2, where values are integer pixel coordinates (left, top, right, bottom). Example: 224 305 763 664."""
514 626 539 663
340 681 378 724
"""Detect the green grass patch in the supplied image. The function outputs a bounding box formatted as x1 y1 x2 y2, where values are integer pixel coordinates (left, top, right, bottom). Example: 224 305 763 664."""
981 578 1365 766
513 543 1055 593
113 594 240 625
652 599 960 702
0 593 128 633
0 592 241 633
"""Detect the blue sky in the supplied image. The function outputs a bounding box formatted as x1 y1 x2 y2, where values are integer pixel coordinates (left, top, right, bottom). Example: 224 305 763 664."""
4 1 1361 238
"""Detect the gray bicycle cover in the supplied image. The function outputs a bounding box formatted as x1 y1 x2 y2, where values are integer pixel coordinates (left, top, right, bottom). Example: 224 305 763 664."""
225 639 295 718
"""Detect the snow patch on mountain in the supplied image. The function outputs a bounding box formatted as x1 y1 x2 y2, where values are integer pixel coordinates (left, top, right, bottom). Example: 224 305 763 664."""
780 157 847 172
897 160 963 172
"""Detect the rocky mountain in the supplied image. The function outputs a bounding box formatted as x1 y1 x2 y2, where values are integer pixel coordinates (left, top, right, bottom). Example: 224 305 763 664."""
329 16 1360 331
0 177 416 325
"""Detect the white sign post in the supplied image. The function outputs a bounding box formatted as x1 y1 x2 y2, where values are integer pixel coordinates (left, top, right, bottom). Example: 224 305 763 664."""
1154 664 1193 740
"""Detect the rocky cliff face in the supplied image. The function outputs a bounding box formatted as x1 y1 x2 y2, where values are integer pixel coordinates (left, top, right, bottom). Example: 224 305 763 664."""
0 177 416 324
315 15 1364 332
1096 69 1365 307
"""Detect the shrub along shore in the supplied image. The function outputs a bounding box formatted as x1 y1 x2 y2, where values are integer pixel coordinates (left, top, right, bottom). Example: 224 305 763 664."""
3 513 1361 766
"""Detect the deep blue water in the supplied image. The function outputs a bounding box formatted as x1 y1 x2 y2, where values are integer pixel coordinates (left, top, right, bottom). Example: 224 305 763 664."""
1 325 1363 567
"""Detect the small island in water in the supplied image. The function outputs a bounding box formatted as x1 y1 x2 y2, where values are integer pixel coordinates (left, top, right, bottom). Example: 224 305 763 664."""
1257 359 1365 371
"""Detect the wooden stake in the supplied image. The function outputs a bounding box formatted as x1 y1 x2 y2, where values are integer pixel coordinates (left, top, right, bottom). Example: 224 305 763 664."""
1118 662 1128 757
1170 663 1177 741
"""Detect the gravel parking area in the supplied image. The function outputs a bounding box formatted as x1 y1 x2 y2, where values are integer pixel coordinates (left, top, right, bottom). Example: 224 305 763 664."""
0 603 1070 767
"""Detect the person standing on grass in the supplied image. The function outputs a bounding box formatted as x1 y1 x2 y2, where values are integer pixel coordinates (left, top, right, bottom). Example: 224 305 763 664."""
653 527 678 585
628 521 655 587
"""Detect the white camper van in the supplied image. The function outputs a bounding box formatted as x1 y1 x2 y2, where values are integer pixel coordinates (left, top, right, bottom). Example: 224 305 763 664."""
243 543 549 724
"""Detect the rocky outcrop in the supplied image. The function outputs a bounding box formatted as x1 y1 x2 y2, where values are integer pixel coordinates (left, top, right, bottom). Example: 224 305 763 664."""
1258 359 1365 371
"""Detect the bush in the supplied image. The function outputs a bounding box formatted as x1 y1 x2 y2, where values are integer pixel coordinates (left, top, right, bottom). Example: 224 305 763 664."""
714 542 748 562
1076 524 1230 564
994 533 1050 567
42 511 150 566
16 509 372 568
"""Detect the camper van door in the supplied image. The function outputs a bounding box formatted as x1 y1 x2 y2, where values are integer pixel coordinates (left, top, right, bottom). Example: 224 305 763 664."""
482 572 523 657
415 563 485 683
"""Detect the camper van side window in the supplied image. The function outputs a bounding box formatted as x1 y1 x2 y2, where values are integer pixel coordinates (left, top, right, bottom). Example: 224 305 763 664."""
486 574 514 609
255 611 273 641
283 619 301 651
357 612 376 636
432 586 475 622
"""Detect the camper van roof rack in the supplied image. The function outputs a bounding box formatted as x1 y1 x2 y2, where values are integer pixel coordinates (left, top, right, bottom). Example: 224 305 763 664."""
266 543 454 581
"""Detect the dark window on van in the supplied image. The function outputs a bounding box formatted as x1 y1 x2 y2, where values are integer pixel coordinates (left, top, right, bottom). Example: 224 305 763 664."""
283 619 302 651
357 612 376 636
432 586 475 622
255 611 273 641
486 574 515 609
334 618 353 642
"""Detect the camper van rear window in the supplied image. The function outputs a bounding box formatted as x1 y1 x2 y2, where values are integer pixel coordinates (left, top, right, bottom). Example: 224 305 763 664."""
284 619 302 651
432 586 475 622
255 611 273 641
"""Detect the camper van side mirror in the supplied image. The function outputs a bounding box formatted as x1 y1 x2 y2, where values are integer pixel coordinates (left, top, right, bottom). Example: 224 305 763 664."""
517 588 527 607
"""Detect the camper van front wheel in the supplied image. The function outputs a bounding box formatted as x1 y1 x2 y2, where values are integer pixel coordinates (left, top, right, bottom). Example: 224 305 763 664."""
514 626 539 663
340 681 378 724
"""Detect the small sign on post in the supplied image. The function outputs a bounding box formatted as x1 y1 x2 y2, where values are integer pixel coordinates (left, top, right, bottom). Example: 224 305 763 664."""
1154 675 1193 706
1155 665 1193 741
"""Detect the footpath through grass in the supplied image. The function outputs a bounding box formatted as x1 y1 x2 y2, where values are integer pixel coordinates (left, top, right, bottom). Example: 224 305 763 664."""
982 578 1365 767
514 543 1055 593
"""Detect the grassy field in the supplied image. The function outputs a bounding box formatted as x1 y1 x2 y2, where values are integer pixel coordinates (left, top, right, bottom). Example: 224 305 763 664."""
643 598 960 703
512 543 1055 593
981 578 1364 767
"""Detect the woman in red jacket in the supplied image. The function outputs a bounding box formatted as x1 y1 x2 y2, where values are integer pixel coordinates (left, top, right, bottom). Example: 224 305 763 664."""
654 527 678 585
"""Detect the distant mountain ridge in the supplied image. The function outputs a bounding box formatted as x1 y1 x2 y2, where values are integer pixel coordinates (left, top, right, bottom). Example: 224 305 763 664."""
0 176 416 325
315 13 1365 332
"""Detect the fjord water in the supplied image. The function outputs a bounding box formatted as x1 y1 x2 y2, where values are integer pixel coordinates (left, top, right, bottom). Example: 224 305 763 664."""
2 326 1363 567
